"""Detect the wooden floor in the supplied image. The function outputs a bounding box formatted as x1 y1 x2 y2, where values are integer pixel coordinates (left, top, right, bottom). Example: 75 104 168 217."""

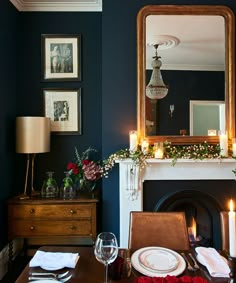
1 255 31 283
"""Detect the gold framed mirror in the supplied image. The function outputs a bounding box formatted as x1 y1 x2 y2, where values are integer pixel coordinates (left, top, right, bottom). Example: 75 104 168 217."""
137 5 235 145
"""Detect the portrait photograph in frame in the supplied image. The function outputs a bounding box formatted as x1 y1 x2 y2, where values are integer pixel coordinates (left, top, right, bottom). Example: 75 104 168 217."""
41 34 81 81
43 89 82 135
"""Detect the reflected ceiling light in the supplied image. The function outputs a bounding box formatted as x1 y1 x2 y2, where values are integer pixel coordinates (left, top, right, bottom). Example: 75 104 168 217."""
146 43 169 100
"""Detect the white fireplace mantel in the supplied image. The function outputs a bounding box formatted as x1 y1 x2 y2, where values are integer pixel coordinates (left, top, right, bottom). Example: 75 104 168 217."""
118 158 236 248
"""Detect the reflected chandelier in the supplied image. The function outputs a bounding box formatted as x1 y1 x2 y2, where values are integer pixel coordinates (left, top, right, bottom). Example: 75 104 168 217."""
146 44 168 100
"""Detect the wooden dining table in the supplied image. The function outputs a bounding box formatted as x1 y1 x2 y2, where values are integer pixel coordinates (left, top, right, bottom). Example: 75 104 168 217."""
15 246 230 283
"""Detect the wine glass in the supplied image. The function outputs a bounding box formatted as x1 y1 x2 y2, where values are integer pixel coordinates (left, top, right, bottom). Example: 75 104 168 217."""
94 232 118 283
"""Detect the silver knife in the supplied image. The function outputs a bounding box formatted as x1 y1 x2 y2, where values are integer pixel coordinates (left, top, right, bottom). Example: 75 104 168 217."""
181 253 195 271
188 253 200 270
29 277 57 281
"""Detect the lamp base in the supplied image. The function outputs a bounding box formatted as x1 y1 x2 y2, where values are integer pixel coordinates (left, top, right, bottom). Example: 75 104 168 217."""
16 193 30 200
31 187 41 197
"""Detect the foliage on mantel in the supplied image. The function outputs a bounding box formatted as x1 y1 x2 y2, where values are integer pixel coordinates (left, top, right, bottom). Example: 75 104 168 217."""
71 142 233 183
104 141 222 169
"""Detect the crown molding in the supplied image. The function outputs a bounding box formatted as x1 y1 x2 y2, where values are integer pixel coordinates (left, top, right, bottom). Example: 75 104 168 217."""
9 0 102 12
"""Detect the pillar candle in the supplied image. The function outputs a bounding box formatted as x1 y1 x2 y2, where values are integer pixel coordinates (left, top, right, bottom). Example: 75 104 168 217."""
232 138 236 157
229 199 236 257
129 130 138 152
141 140 149 155
219 132 228 157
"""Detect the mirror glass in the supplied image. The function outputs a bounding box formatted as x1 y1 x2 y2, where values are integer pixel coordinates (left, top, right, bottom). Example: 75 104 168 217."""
137 5 235 145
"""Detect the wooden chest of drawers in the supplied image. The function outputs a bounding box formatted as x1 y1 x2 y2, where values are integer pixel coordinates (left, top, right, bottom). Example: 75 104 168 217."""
8 197 98 250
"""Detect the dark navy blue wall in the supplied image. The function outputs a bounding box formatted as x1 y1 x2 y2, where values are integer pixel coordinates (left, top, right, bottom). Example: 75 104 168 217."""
15 12 102 197
0 0 18 249
0 0 236 248
101 0 236 244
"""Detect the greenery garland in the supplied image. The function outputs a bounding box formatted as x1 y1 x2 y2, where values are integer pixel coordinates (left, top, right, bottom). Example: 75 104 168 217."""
103 141 222 172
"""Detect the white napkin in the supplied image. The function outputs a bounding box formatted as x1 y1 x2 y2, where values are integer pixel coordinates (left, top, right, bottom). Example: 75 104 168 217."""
195 247 230 277
29 250 80 269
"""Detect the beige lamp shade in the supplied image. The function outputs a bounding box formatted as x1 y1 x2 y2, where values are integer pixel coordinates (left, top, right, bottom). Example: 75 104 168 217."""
16 117 50 153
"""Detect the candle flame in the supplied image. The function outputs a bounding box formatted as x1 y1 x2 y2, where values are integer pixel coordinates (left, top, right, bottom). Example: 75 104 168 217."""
230 199 234 212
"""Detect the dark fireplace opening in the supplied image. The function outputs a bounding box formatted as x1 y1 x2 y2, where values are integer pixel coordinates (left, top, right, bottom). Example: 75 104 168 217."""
143 180 236 250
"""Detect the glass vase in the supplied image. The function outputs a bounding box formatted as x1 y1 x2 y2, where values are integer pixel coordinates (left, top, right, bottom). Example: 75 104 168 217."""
41 172 59 198
60 171 76 199
79 178 96 192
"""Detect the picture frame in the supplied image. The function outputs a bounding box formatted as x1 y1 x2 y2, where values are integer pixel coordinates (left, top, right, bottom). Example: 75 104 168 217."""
41 34 81 81
43 89 82 135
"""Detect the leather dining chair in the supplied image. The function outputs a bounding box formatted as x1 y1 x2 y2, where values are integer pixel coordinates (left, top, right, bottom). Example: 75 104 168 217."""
128 211 190 253
220 211 229 252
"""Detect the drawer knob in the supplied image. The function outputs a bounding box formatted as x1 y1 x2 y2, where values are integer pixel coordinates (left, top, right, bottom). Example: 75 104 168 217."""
30 226 35 230
70 225 76 230
70 210 75 214
30 209 35 213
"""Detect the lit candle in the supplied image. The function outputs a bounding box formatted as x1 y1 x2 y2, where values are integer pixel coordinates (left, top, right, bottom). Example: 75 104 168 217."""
208 129 216 136
154 142 164 159
129 130 138 152
154 149 163 159
229 199 236 257
232 138 236 157
141 139 149 155
219 131 228 157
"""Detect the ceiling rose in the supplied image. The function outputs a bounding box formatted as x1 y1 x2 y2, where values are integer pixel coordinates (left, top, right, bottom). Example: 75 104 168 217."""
147 35 180 50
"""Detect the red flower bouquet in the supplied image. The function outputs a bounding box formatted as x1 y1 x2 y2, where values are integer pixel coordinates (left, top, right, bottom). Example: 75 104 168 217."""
67 147 104 192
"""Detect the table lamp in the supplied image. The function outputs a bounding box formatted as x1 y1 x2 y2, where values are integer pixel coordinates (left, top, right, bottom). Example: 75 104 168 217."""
16 116 50 199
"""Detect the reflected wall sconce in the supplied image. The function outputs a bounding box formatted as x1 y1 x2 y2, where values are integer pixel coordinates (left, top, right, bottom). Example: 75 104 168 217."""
169 104 174 117
16 116 51 199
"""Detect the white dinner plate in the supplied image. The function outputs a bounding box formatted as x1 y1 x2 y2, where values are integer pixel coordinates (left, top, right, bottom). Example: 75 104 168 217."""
40 265 64 271
138 247 179 272
131 247 186 277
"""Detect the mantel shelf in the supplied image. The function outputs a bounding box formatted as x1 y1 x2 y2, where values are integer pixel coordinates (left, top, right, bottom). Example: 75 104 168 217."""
117 158 236 164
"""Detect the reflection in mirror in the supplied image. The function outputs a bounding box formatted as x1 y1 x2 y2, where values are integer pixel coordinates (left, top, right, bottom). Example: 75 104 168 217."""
137 5 235 145
189 100 225 136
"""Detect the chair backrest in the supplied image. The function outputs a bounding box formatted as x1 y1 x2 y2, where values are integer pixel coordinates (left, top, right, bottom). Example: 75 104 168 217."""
128 211 190 253
220 211 229 252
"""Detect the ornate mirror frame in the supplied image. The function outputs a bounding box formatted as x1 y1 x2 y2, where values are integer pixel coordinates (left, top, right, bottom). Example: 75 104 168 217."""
137 5 235 145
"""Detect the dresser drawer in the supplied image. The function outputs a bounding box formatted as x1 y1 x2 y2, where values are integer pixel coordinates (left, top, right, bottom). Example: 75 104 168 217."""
8 198 98 247
9 204 93 219
10 220 93 237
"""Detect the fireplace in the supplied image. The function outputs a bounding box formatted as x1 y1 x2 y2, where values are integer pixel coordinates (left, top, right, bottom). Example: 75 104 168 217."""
143 180 236 249
118 159 236 248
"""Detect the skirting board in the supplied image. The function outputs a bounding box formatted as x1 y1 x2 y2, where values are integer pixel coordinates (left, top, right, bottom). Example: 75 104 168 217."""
0 239 23 280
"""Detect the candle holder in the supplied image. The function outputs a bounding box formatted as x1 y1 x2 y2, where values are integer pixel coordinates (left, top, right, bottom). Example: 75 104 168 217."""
228 254 236 282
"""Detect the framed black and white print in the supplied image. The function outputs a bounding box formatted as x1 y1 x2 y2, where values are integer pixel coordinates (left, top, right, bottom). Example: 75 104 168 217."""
43 89 82 135
41 34 81 81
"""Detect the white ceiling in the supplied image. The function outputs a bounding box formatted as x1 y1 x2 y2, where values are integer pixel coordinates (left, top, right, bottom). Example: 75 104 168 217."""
9 0 102 11
146 15 225 71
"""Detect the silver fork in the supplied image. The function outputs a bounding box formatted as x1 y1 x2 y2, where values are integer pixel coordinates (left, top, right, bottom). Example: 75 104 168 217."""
28 273 72 282
181 253 195 271
188 253 200 270
31 270 69 279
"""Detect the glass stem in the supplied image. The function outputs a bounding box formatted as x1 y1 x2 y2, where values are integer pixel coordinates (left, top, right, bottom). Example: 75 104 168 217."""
104 263 108 283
